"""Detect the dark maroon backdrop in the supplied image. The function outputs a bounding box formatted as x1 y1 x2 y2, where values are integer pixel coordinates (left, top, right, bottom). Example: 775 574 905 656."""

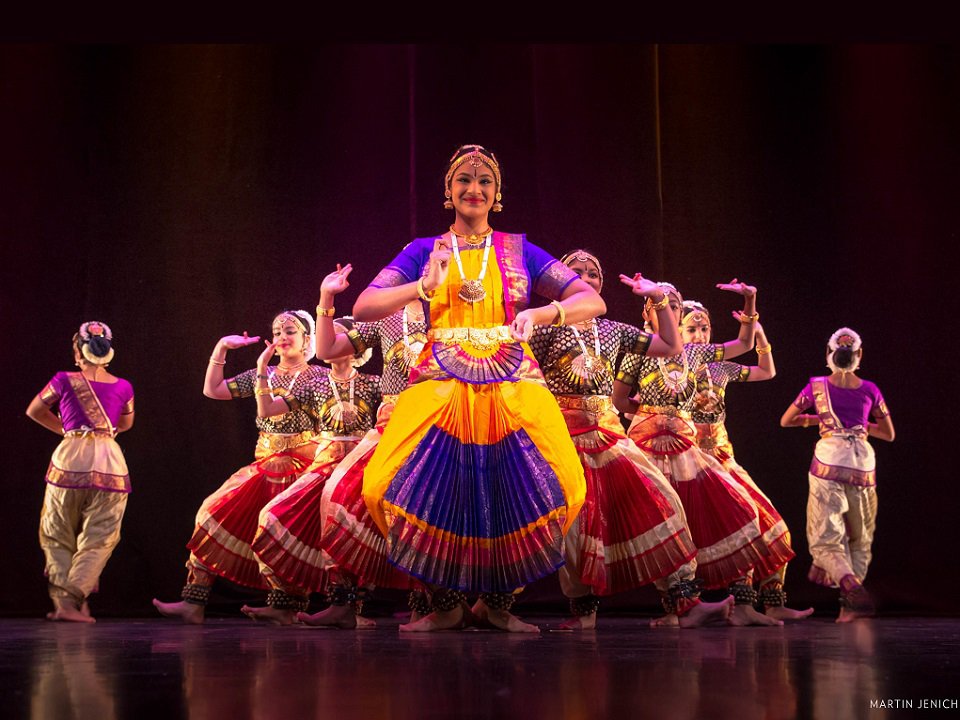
1 44 954 616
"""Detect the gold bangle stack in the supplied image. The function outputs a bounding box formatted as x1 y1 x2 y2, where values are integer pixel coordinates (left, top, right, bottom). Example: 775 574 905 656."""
417 277 435 302
550 300 566 327
208 357 226 365
739 312 760 324
756 344 772 355
649 293 670 312
316 305 335 318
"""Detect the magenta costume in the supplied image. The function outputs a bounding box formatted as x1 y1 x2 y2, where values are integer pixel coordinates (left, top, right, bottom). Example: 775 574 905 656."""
792 377 889 587
37 371 135 606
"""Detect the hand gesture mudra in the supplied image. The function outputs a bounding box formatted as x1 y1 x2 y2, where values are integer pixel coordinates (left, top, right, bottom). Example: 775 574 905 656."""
320 263 353 297
716 278 757 297
219 331 261 350
423 237 452 292
257 339 281 373
619 272 662 298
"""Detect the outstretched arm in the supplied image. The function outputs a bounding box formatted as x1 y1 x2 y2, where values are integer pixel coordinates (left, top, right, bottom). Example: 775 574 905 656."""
317 264 363 359
619 273 682 357
205 333 261 399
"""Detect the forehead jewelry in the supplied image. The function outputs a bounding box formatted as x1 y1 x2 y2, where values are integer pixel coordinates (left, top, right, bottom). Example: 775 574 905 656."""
445 145 503 212
561 250 604 289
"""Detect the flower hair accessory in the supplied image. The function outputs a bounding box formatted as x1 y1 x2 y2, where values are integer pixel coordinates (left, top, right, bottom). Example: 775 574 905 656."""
828 327 861 352
77 320 115 365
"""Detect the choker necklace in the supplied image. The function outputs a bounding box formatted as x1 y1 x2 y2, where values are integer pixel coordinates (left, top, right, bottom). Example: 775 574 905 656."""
450 231 492 303
328 370 358 427
449 225 492 246
276 360 308 374
569 319 604 380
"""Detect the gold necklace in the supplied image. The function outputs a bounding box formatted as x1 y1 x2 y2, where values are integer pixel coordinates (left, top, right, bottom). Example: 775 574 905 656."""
277 360 308 374
449 224 492 246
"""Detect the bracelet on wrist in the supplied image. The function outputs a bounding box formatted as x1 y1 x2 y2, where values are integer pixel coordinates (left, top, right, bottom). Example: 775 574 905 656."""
739 312 760 324
550 300 566 327
649 293 670 312
209 357 226 366
756 344 772 355
316 305 335 318
417 277 435 302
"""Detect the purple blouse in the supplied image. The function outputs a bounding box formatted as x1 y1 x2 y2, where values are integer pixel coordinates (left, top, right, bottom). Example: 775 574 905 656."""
40 371 135 431
793 378 889 428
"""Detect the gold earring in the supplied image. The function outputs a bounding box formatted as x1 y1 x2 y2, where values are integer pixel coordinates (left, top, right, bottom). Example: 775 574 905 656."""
492 192 503 213
443 189 453 210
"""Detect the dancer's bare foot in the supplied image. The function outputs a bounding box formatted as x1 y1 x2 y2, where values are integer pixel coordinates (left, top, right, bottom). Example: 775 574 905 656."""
47 599 95 624
297 604 364 629
399 604 468 632
152 599 204 625
556 612 596 631
241 605 298 626
471 599 540 633
678 596 735 628
730 604 784 626
765 605 814 622
80 601 91 617
650 613 680 628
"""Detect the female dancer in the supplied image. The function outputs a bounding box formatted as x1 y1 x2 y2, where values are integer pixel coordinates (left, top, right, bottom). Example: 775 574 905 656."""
780 327 894 622
354 144 604 633
267 264 430 628
613 281 792 626
684 301 812 622
153 310 375 623
246 313 383 626
528 251 736 630
27 321 134 622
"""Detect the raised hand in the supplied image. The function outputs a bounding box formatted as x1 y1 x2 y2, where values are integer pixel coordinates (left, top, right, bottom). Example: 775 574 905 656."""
423 237 452 292
219 332 261 350
256 339 281 372
619 272 662 298
320 263 353 297
716 278 757 297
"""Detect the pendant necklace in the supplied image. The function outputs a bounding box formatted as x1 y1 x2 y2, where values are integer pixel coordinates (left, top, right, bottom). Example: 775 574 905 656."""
401 306 425 369
329 370 358 427
657 349 691 398
449 231 492 303
570 319 603 380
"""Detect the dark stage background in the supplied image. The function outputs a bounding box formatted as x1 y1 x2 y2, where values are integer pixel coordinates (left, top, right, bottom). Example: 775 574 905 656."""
1 44 955 617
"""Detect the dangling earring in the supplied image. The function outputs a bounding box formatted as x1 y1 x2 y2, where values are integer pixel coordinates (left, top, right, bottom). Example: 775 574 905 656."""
492 192 503 213
443 189 453 210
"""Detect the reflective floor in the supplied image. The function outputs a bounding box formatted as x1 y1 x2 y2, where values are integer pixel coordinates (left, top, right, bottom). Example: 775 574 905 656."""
3 615 958 720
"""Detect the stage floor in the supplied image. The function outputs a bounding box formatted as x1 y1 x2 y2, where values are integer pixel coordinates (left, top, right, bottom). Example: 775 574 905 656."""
3 616 958 719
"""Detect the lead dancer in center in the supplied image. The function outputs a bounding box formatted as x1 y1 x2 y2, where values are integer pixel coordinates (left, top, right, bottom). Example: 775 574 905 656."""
355 144 604 632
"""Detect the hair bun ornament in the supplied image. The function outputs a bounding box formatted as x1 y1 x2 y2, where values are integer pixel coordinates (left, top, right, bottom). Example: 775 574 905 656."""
78 320 115 365
828 327 862 352
293 309 317 362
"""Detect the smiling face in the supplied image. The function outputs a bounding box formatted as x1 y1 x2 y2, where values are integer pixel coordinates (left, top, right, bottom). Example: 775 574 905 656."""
271 314 308 360
448 160 497 222
565 257 603 293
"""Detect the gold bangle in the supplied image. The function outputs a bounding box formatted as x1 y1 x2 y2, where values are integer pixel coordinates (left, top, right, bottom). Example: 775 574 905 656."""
649 293 670 312
756 344 772 355
316 305 335 318
550 300 566 327
739 312 759 324
417 277 435 302
208 357 226 365
254 387 273 397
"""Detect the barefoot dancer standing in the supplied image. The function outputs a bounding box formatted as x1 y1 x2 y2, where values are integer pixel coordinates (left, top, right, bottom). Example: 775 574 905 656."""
27 321 135 623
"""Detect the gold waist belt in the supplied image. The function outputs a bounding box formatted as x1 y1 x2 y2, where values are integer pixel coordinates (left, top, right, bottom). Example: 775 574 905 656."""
635 403 692 420
427 325 514 350
257 430 316 453
63 429 115 439
556 395 613 414
316 430 365 441
821 429 868 440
